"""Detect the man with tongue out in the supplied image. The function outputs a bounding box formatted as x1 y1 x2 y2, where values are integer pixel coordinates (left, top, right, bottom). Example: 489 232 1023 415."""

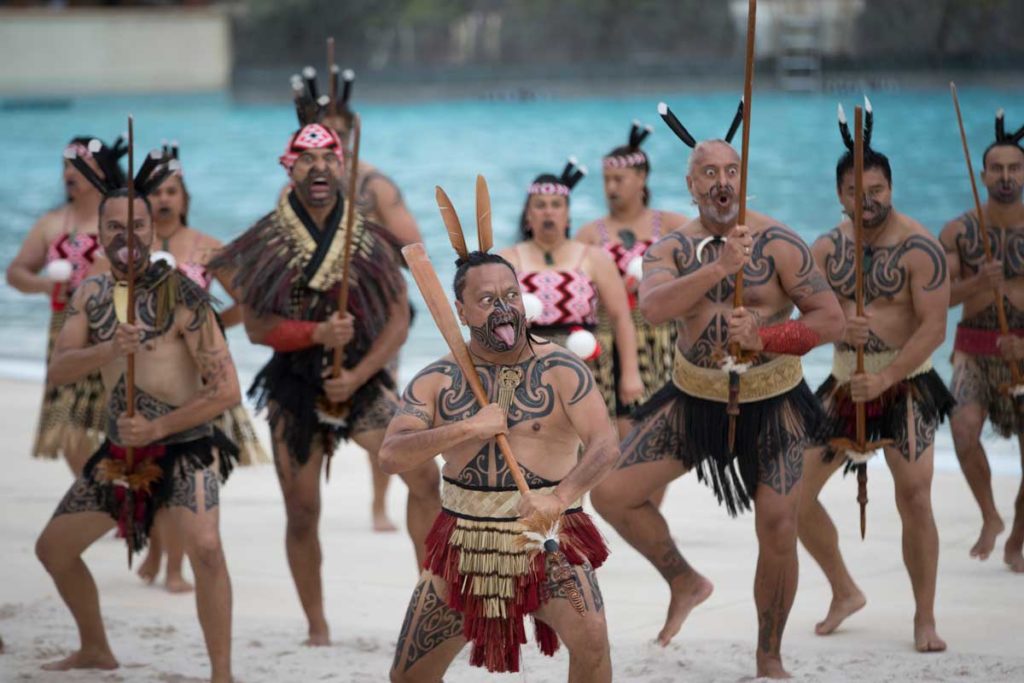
382 251 618 680
591 138 843 679
38 188 241 682
210 123 440 647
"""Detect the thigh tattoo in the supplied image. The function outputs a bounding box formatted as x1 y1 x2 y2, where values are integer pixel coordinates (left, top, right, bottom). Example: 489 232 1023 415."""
543 558 596 612
202 470 219 511
53 477 105 517
618 411 681 469
393 577 462 673
168 467 199 513
758 427 804 495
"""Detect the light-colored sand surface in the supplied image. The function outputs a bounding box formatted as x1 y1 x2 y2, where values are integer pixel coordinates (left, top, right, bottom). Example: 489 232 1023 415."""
0 376 1022 682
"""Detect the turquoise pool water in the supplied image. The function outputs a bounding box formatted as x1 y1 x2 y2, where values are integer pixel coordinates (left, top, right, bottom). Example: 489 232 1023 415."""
2 87 1022 422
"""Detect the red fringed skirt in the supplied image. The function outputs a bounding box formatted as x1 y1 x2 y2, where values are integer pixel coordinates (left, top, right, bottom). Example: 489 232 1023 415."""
424 478 608 673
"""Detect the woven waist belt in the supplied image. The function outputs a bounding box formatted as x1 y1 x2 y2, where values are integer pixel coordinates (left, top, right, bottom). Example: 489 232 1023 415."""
672 351 803 404
831 349 932 382
954 325 1024 357
441 478 582 521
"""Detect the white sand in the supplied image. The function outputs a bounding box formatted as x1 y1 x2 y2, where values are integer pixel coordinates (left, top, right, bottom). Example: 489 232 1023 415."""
0 376 1022 682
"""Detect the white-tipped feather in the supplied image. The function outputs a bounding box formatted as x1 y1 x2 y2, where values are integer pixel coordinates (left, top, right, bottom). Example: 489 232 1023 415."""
63 147 76 159
342 68 355 81
631 118 641 127
568 155 578 166
88 139 103 153
644 123 654 133
317 95 330 106
149 150 161 161
997 108 1005 119
290 74 303 90
863 95 873 113
329 64 340 74
837 103 847 124
578 164 589 176
168 160 182 174
302 65 316 79
657 101 669 116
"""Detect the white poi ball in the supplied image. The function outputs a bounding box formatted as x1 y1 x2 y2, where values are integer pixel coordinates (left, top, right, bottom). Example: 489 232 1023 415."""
150 250 177 269
522 292 544 322
566 328 601 361
626 255 644 285
45 259 73 283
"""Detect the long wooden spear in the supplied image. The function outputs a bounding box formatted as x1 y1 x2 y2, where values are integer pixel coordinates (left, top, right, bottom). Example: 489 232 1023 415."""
950 82 1024 456
402 240 586 616
316 114 362 481
727 0 757 452
125 115 137 566
828 106 891 539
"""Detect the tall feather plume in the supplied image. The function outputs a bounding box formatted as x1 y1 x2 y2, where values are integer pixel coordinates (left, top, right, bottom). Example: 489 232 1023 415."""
837 103 854 151
568 163 587 189
302 66 318 102
65 148 111 194
863 95 874 149
657 102 697 148
341 69 355 105
1013 122 1024 145
436 186 469 259
475 175 493 253
724 99 744 143
135 149 173 196
996 108 1006 142
629 119 653 148
559 158 576 185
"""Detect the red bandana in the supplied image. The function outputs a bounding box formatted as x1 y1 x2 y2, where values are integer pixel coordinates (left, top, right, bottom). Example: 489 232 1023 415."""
279 123 344 172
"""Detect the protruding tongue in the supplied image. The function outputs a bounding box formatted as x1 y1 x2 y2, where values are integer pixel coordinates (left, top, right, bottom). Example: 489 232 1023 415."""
495 323 516 347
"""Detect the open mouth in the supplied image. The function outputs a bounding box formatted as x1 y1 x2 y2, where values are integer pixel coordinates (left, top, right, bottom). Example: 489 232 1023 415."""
157 206 174 217
309 177 332 200
491 315 518 347
115 246 143 263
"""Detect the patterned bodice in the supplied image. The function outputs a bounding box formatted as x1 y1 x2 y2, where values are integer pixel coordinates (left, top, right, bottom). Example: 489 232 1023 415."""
46 232 101 291
518 269 598 327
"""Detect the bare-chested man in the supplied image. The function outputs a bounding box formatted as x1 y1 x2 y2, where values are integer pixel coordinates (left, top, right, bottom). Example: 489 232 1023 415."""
592 134 843 678
36 181 239 682
940 109 1024 572
800 113 952 653
210 123 439 646
292 63 423 532
381 251 618 682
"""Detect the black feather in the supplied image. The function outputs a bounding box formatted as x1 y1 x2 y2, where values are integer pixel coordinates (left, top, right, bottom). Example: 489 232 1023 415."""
724 100 744 144
658 103 697 149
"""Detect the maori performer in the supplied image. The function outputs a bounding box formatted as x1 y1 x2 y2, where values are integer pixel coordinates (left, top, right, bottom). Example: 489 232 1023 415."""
210 123 440 646
799 101 952 652
498 158 643 420
382 238 617 681
6 135 126 473
578 120 689 438
130 143 269 593
941 106 1024 572
35 139 239 682
291 56 422 532
591 102 843 678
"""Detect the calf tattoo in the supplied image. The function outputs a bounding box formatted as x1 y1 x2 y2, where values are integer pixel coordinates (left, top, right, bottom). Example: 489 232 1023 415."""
394 578 463 673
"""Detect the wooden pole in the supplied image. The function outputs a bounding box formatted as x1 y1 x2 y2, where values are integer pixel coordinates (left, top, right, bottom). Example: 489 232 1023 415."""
727 0 757 451
330 114 361 378
125 115 136 471
853 105 869 540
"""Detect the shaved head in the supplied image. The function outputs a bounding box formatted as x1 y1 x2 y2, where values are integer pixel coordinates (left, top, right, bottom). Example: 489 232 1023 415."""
687 140 739 177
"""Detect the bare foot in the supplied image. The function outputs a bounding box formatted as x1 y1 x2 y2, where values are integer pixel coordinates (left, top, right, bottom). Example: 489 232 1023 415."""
372 509 398 533
165 574 194 594
756 653 792 679
303 632 331 647
41 649 119 671
814 591 867 635
1005 542 1024 573
656 573 714 646
970 518 1005 560
914 620 947 653
136 553 160 585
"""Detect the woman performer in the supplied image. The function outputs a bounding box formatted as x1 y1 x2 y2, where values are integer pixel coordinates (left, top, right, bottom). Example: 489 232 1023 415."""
578 121 688 438
121 144 269 592
6 136 125 474
498 159 643 418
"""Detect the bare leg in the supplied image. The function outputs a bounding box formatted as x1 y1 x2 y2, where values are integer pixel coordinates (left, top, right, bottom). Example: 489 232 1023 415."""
753 433 804 680
63 436 93 478
796 447 866 635
534 559 612 683
950 403 1005 560
35 492 119 671
355 428 440 569
368 452 398 532
163 516 193 593
273 430 330 645
166 469 232 683
591 415 712 647
390 572 466 683
136 517 163 585
1003 450 1024 572
886 433 946 652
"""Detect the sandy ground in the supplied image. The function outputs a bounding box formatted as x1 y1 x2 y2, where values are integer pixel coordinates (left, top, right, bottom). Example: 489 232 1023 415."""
0 376 1022 682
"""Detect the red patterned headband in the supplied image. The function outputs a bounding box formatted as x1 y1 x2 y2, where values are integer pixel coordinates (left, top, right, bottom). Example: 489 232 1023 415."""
528 182 570 196
603 151 647 169
279 123 344 172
